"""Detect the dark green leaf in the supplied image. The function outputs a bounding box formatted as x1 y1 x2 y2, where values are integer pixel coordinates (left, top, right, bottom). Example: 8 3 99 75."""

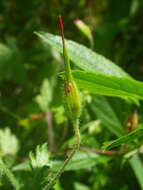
72 71 143 100
51 151 106 172
104 127 143 150
91 95 123 137
35 32 130 78
129 155 143 190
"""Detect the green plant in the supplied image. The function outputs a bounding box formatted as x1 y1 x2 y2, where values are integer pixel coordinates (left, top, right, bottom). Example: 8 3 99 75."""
44 16 82 190
1 2 143 189
34 15 143 189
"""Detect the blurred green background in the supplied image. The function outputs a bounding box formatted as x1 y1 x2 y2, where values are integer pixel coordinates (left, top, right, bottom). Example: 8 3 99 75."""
0 0 143 190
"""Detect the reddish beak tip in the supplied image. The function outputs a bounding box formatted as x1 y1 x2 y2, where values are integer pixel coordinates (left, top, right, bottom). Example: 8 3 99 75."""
59 15 65 45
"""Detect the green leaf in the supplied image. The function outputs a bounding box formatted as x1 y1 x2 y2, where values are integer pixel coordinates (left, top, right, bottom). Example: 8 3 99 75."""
13 151 106 173
74 20 92 41
0 128 19 157
52 106 67 125
129 155 143 190
91 96 143 189
35 78 52 112
51 151 106 172
35 31 143 190
12 161 30 172
35 32 129 78
72 71 143 100
29 143 51 169
0 43 13 81
90 97 143 189
24 143 51 190
74 19 94 48
0 41 27 84
104 127 143 150
91 95 123 137
74 182 90 190
35 32 143 101
0 158 20 190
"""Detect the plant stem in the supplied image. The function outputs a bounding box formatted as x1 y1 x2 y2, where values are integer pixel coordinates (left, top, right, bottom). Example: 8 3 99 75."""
74 120 80 147
45 111 55 154
43 121 80 190
43 15 81 190
0 158 20 190
44 145 78 190
80 146 124 155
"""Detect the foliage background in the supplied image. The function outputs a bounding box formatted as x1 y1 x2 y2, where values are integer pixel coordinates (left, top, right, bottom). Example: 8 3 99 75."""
0 0 143 190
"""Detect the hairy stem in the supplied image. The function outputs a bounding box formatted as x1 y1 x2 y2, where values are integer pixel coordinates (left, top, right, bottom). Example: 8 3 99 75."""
44 121 80 190
74 120 80 147
43 15 81 190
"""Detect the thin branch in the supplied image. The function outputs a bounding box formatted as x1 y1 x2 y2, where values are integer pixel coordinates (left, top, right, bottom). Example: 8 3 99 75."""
80 146 125 156
43 144 79 190
45 111 55 154
43 121 80 190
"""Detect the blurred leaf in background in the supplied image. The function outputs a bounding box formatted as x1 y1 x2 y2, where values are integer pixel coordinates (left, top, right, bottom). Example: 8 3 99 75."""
0 127 19 157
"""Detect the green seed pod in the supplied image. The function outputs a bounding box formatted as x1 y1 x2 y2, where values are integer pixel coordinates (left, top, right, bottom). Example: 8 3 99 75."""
59 16 81 122
64 80 81 122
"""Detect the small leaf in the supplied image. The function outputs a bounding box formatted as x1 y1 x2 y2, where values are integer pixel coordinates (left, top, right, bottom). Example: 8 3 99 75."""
74 19 93 47
29 143 51 169
35 79 52 112
74 19 92 40
52 106 67 125
0 128 19 156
